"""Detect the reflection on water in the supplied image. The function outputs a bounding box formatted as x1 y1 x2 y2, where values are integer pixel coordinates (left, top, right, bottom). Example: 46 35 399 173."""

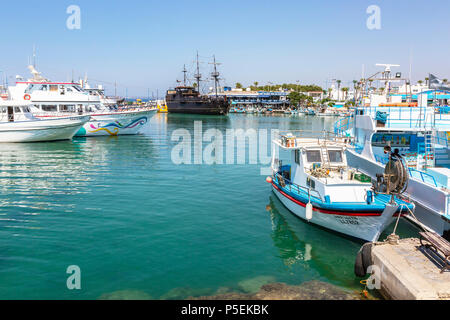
0 133 156 235
0 113 418 299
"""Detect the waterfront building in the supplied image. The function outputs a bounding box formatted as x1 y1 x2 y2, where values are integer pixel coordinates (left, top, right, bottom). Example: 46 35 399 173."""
208 88 289 109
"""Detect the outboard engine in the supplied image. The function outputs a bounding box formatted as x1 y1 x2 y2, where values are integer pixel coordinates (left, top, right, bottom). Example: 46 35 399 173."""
373 148 409 196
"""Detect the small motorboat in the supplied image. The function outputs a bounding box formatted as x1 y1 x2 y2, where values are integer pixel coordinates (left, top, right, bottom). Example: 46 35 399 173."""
0 101 89 142
267 131 414 242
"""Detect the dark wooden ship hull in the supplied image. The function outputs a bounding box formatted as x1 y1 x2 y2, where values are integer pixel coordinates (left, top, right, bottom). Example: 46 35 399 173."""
166 97 230 115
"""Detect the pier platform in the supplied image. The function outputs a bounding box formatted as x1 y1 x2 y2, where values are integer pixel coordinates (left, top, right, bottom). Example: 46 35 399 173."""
371 238 450 300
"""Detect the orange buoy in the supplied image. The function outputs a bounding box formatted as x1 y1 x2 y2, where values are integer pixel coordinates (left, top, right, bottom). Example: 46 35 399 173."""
266 176 273 184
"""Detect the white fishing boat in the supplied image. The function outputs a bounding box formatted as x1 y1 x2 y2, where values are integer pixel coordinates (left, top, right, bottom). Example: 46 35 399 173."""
0 101 89 142
8 65 157 137
334 65 450 238
267 131 414 242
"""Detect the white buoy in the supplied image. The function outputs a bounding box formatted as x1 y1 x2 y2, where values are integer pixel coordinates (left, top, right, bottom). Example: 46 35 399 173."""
306 202 313 220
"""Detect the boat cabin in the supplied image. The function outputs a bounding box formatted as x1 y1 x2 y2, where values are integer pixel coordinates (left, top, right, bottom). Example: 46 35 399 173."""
0 102 35 122
273 133 372 203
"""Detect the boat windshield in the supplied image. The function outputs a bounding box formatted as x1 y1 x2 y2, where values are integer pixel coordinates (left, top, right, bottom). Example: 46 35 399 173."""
306 150 321 163
328 150 343 163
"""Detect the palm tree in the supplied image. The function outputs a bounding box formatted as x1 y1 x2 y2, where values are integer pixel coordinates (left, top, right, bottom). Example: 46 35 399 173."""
253 81 258 87
443 79 448 85
418 80 423 86
341 87 349 100
425 77 429 87
336 80 341 101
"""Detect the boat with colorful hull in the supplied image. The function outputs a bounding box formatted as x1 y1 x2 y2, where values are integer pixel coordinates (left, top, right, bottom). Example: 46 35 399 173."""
75 109 156 136
268 131 414 242
8 65 156 137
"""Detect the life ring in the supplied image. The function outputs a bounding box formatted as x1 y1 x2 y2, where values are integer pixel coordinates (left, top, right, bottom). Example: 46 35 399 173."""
24 94 31 100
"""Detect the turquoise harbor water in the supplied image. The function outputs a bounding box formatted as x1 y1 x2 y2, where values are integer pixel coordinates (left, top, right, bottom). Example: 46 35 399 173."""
0 114 419 299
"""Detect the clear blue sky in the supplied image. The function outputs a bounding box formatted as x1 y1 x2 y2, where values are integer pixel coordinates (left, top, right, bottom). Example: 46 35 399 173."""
0 0 449 97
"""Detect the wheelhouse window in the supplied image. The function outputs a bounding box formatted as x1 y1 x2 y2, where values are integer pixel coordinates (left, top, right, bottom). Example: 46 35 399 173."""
24 84 34 93
60 105 75 112
14 107 21 113
306 150 321 163
49 85 58 92
42 105 57 112
328 150 343 163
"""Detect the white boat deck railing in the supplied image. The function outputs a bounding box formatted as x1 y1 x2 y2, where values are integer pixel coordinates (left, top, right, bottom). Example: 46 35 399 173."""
274 171 324 202
373 153 440 188
277 130 353 149
357 106 450 130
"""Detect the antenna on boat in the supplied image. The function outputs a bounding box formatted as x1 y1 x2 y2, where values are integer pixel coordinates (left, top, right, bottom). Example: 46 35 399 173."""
194 51 201 92
32 45 36 68
375 63 400 80
209 55 221 97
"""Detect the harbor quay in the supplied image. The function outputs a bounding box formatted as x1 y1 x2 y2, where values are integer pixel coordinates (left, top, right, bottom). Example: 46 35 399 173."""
360 238 450 300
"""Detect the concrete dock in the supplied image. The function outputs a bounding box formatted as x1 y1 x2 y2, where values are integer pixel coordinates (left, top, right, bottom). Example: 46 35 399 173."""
371 238 450 300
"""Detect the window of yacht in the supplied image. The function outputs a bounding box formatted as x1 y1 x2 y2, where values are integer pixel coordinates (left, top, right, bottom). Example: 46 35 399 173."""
25 84 34 93
328 150 343 163
49 85 58 92
294 150 300 164
66 87 73 92
42 105 57 112
60 105 75 112
14 107 21 113
306 150 321 163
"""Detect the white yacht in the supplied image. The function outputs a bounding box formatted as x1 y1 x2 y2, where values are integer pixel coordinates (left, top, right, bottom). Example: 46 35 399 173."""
335 66 450 238
0 101 89 142
8 66 157 137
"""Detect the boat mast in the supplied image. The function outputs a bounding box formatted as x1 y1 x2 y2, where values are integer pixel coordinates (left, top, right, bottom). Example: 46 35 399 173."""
210 55 221 97
182 64 187 86
194 51 201 92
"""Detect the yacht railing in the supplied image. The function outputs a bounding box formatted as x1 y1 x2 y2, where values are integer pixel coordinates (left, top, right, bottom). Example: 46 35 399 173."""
334 115 354 136
373 153 439 187
356 106 450 130
274 172 324 202
407 167 438 188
